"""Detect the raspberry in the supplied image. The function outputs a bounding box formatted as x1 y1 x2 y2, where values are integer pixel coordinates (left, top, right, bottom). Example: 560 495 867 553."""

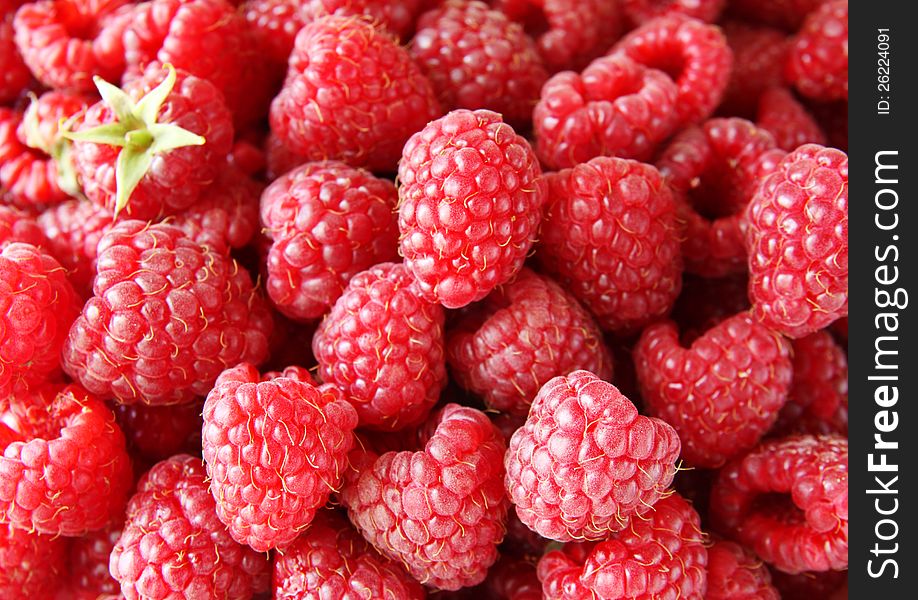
810 99 848 152
745 144 848 338
0 243 79 400
12 0 129 92
241 0 304 66
505 370 681 541
0 384 132 535
62 220 273 406
341 404 508 590
69 526 122 598
0 107 69 208
300 0 426 40
533 54 679 169
411 1 548 127
537 156 682 333
447 268 612 416
313 262 446 430
726 0 829 31
37 199 111 297
110 454 271 599
756 87 827 151
634 312 793 468
114 401 204 462
656 118 779 278
611 14 732 126
706 539 780 599
536 492 708 599
260 161 399 321
202 363 358 551
0 204 46 248
485 555 541 600
273 509 425 599
123 0 271 128
719 21 790 117
0 16 31 105
785 0 848 101
398 109 545 309
494 0 624 72
265 132 308 180
769 568 848 600
270 15 441 173
70 63 233 220
0 522 67 598
671 273 750 344
710 434 848 573
772 331 848 436
622 0 725 25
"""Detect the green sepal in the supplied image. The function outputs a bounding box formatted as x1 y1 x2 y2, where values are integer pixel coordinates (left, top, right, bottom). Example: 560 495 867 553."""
115 146 154 216
147 122 205 154
64 122 130 147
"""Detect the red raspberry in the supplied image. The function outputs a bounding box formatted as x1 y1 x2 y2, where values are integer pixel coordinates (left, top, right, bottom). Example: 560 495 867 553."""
611 15 731 126
69 526 122 599
710 434 848 573
773 331 848 436
62 220 273 406
745 144 848 338
785 0 848 101
719 21 791 117
341 404 509 590
37 199 111 297
398 109 545 309
0 107 69 208
241 0 305 66
494 0 624 72
273 509 424 599
411 1 547 127
622 0 725 25
769 568 848 600
810 99 848 152
656 118 779 278
0 16 31 105
0 243 79 400
0 384 132 535
114 401 204 463
537 492 708 599
123 0 271 128
726 0 829 31
447 268 613 416
70 63 233 220
671 273 750 344
0 204 46 247
300 0 425 40
533 54 679 169
706 539 780 599
757 87 827 151
265 132 308 180
485 555 541 600
634 312 793 468
202 363 358 551
0 522 67 599
505 370 681 541
270 15 441 173
313 262 446 430
260 161 399 321
537 156 682 333
110 454 271 599
12 0 129 92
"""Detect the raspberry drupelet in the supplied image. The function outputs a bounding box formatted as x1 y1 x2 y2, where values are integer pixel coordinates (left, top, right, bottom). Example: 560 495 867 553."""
706 539 781 599
0 522 67 599
785 0 849 102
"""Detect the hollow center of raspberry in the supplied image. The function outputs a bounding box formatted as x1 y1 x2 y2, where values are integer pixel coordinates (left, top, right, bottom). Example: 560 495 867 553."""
504 1 550 38
59 3 100 40
750 492 805 526
688 165 746 219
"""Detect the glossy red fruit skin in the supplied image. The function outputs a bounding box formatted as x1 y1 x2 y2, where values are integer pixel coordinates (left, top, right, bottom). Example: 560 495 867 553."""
537 156 682 334
62 220 273 406
785 0 848 101
622 0 725 25
37 200 112 297
261 161 399 321
270 14 441 173
447 268 612 416
710 434 848 574
241 0 305 66
313 262 446 431
505 370 681 542
0 108 68 208
0 242 80 400
71 65 234 221
533 54 679 170
0 205 46 249
537 492 708 600
273 510 425 599
634 312 793 468
706 539 780 600
398 109 545 309
300 0 426 40
110 454 270 600
341 404 509 591
411 1 547 127
0 16 32 104
0 521 67 599
745 144 848 338
611 14 732 126
0 384 132 536
202 363 358 551
69 526 122 598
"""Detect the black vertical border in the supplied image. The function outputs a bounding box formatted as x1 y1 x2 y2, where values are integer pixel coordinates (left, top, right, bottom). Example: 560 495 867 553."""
849 1 917 597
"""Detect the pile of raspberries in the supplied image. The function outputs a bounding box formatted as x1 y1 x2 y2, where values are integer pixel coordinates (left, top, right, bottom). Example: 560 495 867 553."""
1 0 848 598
